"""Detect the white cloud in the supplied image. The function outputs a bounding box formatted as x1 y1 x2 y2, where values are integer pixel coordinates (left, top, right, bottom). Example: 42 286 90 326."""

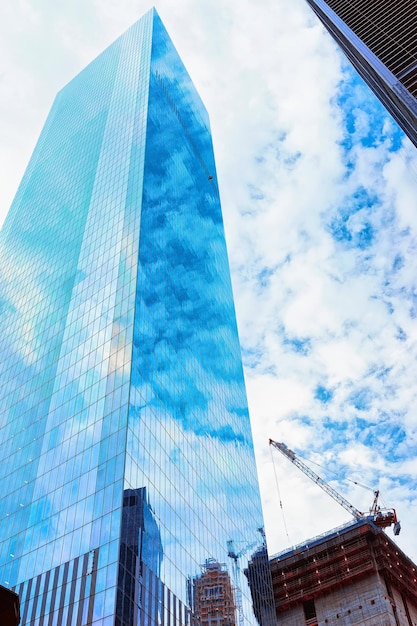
0 0 416 570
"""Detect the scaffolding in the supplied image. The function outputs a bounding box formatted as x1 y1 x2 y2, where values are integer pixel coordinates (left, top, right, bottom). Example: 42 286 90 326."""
270 520 417 614
191 560 237 626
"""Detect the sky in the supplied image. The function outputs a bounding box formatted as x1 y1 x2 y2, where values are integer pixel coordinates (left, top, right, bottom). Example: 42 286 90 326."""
0 0 416 564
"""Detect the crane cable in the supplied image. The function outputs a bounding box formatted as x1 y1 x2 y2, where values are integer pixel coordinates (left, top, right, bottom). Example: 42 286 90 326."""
295 450 374 492
270 444 291 544
293 450 391 511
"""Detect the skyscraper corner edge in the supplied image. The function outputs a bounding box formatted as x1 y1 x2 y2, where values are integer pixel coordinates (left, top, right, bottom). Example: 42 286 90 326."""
304 0 417 148
0 8 274 626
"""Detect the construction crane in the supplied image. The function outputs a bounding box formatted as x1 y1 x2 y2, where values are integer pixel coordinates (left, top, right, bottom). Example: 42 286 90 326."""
269 439 401 536
227 540 258 564
227 532 264 626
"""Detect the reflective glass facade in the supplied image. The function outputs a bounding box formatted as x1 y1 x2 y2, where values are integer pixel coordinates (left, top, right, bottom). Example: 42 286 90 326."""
304 0 417 147
0 9 274 626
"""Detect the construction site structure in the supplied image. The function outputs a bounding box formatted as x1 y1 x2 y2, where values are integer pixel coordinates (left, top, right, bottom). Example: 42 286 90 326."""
269 518 417 625
189 560 237 626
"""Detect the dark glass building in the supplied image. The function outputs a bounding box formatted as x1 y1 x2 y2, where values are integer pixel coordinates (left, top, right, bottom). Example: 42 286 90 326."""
0 9 274 626
304 0 417 147
0 585 20 626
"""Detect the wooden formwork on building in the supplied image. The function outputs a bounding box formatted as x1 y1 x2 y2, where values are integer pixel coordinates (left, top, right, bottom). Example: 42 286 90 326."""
270 521 417 614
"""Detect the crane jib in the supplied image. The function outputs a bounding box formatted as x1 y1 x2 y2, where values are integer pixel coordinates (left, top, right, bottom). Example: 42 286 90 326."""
268 438 400 536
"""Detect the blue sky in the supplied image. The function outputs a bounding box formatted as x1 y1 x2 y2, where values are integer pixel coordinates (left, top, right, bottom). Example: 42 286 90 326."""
0 0 416 562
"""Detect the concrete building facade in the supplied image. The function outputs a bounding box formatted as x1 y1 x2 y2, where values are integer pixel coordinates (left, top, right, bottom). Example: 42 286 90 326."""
270 520 417 625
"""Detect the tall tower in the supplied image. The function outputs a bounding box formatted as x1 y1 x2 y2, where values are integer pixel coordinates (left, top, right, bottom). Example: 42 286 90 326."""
0 9 273 626
303 0 417 147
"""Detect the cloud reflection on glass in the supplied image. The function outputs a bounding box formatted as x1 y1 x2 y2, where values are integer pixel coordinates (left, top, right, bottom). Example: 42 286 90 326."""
0 10 272 625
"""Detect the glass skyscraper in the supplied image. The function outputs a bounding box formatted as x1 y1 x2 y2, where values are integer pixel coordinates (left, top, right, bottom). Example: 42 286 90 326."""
304 0 417 147
0 9 274 626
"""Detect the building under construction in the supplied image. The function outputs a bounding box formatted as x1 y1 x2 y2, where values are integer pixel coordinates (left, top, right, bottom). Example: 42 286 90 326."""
269 519 417 625
189 560 237 626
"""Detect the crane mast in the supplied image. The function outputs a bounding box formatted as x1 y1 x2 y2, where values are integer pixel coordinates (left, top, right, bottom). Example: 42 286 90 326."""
269 439 401 535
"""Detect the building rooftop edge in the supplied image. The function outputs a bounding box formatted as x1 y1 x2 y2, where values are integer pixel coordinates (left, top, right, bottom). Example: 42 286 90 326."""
270 518 374 562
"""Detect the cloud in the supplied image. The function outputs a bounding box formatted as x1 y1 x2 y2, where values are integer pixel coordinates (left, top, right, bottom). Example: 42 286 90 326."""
0 0 416 573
